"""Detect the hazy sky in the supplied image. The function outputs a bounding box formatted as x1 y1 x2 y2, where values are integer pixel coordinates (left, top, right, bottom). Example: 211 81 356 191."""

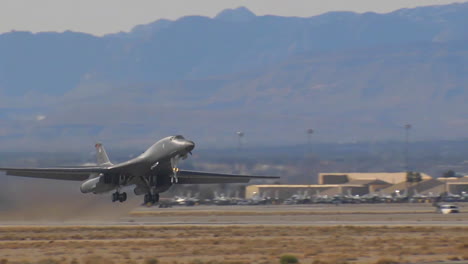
1 0 465 35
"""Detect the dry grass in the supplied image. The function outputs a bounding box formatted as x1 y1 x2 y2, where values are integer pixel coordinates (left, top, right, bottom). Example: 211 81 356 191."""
0 225 467 264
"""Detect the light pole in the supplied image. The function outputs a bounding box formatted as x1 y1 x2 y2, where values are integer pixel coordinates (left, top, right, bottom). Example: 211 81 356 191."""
306 129 314 146
236 131 244 150
404 124 412 172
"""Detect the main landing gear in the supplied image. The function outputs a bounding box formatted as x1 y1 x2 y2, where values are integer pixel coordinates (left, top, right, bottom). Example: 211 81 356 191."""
112 191 127 203
144 193 159 206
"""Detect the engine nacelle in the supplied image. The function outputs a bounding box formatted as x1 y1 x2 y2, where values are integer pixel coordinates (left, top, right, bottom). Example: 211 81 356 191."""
80 176 116 194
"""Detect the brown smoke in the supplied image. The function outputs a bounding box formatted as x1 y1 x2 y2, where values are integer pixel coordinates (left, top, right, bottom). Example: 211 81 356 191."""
0 176 140 223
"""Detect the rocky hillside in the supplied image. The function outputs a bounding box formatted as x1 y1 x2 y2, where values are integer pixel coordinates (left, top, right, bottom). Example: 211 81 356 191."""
0 3 467 149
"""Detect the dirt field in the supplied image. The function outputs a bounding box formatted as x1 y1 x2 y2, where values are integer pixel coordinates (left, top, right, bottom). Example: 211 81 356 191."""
0 225 467 264
1 204 468 264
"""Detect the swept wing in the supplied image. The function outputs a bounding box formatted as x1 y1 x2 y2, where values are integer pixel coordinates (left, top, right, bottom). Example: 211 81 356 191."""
176 170 280 184
0 167 108 181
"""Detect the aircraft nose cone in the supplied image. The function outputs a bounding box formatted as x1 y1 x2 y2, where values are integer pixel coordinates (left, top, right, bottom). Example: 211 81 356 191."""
185 140 195 152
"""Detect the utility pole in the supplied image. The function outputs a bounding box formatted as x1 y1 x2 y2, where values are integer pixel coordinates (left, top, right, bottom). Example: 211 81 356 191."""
306 129 314 147
236 131 244 150
404 124 412 202
404 124 412 172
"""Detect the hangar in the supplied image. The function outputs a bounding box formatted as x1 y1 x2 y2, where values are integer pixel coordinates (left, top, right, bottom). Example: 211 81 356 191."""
246 172 428 199
245 172 468 200
318 172 432 185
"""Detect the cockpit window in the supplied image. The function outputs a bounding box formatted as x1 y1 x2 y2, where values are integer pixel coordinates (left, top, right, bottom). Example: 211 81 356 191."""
171 135 185 140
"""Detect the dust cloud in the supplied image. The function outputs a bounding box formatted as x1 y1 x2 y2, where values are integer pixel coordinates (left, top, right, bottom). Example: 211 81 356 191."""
0 175 140 223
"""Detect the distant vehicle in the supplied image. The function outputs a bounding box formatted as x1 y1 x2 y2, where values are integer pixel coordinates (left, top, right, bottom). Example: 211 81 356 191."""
410 189 428 203
342 189 362 204
436 204 460 214
0 135 278 206
213 191 234 205
311 190 333 204
441 191 462 202
461 191 468 201
284 190 312 204
248 191 271 205
171 192 200 206
393 189 409 203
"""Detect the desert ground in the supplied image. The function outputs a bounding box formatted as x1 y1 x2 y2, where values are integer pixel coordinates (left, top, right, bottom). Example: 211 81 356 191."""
0 203 467 264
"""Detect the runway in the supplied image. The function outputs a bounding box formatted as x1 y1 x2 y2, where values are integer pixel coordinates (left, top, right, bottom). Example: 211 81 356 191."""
122 203 468 226
1 203 467 226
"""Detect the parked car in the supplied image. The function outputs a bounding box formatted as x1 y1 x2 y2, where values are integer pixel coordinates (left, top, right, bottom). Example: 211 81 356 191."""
437 204 460 214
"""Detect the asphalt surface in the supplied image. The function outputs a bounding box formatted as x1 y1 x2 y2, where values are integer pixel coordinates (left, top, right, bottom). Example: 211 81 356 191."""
1 203 467 226
124 203 468 226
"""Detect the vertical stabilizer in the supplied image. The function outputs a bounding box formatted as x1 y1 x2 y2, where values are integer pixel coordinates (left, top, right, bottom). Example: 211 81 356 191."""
95 143 113 166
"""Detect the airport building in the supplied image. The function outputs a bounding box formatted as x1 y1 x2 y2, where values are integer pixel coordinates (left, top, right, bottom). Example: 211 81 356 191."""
318 172 432 185
444 176 468 193
245 172 468 200
316 172 433 196
379 176 468 196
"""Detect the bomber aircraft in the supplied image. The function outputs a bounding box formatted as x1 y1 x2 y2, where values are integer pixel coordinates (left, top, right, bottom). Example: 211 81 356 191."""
0 135 279 205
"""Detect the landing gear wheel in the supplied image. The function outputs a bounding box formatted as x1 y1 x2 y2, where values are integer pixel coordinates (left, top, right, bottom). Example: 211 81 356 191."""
143 193 159 206
112 192 118 202
118 192 127 203
112 191 127 203
153 193 160 203
144 193 152 206
144 193 150 204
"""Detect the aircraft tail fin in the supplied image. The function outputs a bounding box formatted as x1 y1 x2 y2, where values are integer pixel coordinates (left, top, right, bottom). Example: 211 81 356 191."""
95 143 113 166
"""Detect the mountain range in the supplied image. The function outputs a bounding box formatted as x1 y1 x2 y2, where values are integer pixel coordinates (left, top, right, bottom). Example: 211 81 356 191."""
0 3 467 150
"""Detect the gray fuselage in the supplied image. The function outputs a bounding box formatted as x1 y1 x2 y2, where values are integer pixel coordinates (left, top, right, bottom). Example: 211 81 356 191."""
81 135 194 195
